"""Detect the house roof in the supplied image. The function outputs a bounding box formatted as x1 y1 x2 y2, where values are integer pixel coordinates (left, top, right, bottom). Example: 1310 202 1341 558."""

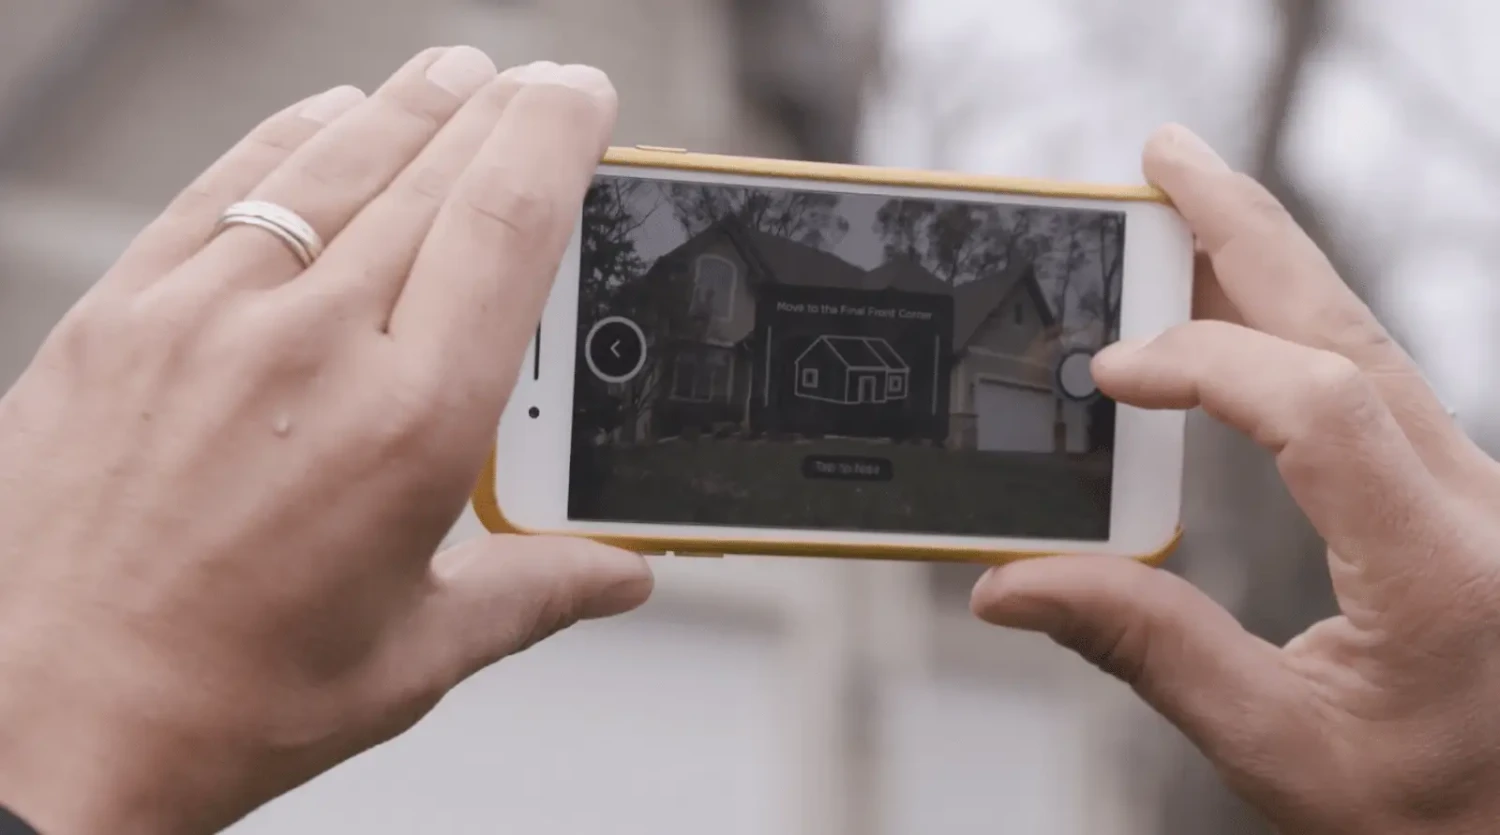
816 335 909 371
731 226 868 290
861 257 952 294
952 259 1054 350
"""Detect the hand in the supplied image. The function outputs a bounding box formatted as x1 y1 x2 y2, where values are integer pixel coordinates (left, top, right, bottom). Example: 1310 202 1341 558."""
973 125 1500 834
0 48 652 835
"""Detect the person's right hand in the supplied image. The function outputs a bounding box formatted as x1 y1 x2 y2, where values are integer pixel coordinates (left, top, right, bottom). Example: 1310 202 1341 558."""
974 125 1500 834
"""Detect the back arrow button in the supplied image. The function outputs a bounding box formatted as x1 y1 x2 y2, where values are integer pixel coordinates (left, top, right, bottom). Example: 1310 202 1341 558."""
584 317 647 384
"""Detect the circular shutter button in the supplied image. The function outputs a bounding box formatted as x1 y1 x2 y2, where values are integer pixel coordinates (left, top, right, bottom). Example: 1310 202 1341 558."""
1055 348 1099 401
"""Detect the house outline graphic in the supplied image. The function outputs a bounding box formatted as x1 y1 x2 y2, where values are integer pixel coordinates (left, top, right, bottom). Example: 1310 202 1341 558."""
793 334 911 405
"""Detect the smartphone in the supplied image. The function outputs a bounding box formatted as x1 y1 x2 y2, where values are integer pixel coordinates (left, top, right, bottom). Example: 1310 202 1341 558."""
472 146 1193 564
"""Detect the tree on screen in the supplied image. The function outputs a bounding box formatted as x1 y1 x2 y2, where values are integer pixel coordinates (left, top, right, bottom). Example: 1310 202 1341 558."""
1073 213 1125 340
580 179 654 322
578 180 709 442
666 184 851 249
1044 212 1125 344
871 198 1045 285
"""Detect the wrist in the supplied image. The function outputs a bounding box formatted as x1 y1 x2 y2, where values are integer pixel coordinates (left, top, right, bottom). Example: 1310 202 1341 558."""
0 616 218 835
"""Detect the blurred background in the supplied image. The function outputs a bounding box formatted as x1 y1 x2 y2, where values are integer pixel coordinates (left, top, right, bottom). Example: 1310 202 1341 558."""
1 0 1495 832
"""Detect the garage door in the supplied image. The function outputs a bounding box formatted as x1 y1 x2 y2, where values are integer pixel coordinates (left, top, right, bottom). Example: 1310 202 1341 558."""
974 381 1056 452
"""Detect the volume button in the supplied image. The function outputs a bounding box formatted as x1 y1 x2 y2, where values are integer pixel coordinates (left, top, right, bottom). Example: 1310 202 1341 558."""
634 144 689 153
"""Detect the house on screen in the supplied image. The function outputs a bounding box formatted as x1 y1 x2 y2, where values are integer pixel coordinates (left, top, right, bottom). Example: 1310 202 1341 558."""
609 217 1090 452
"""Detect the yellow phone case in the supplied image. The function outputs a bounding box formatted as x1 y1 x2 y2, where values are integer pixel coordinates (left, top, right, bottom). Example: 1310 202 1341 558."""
470 146 1183 567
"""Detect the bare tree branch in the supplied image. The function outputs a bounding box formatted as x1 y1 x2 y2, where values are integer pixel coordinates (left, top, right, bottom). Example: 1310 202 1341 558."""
1252 0 1328 177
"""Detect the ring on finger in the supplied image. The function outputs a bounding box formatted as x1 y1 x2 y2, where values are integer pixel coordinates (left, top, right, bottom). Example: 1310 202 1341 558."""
214 200 326 268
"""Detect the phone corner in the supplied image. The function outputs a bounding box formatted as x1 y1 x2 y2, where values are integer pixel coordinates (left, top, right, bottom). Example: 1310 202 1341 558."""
1134 525 1185 567
469 447 515 535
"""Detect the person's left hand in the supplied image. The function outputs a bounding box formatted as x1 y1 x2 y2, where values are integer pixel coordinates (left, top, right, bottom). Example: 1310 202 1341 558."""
0 49 651 835
970 125 1500 834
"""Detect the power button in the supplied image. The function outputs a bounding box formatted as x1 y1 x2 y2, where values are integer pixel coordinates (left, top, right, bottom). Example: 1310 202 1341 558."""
634 144 688 153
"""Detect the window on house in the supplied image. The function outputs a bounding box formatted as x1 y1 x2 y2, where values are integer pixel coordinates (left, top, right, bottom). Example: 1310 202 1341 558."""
691 255 737 321
888 374 905 395
671 348 734 402
801 367 820 389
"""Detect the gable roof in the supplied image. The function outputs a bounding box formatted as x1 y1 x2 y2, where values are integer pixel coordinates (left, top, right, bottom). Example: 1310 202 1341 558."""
825 335 908 371
861 257 951 294
729 225 868 290
801 335 909 372
952 259 1054 350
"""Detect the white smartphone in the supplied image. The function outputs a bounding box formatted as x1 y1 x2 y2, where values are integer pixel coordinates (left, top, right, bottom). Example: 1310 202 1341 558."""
473 147 1193 563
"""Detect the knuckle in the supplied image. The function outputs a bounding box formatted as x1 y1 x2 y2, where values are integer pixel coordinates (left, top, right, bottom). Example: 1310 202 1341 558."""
247 114 314 157
286 145 377 194
461 170 558 240
378 70 460 135
176 119 315 219
1315 297 1396 356
396 162 454 206
40 297 114 368
1232 172 1293 227
1302 351 1365 400
222 301 326 373
364 368 450 459
167 182 223 221
515 571 584 653
1295 351 1377 429
1053 614 1146 687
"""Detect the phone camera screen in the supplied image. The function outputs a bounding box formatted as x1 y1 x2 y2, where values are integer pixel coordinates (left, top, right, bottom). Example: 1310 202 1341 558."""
567 174 1125 540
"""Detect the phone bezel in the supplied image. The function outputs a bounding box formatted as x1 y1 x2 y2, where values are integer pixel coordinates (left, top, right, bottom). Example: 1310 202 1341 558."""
476 149 1192 563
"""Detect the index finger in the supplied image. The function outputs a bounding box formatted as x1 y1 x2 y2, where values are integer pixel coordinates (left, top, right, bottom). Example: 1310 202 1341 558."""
1094 321 1457 607
389 62 616 424
1142 124 1484 484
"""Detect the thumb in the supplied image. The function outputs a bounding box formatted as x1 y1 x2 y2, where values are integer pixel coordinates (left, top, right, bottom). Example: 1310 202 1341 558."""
419 534 653 685
972 556 1308 769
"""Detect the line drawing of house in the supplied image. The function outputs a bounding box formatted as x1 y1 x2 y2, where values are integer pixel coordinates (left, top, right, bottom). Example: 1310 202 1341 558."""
793 335 910 405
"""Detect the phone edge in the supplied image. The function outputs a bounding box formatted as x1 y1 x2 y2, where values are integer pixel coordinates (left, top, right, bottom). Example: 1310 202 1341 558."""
473 148 1184 567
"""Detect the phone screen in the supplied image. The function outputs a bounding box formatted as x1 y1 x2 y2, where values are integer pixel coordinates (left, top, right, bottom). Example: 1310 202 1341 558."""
566 173 1125 540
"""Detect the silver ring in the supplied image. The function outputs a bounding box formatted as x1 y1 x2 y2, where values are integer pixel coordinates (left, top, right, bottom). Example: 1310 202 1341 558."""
214 200 325 268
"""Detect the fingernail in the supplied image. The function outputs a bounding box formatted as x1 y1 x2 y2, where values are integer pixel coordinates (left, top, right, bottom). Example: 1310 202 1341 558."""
1096 337 1148 363
555 64 616 98
1160 124 1230 172
511 61 615 99
298 85 365 124
582 571 654 620
426 45 498 97
508 60 561 83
